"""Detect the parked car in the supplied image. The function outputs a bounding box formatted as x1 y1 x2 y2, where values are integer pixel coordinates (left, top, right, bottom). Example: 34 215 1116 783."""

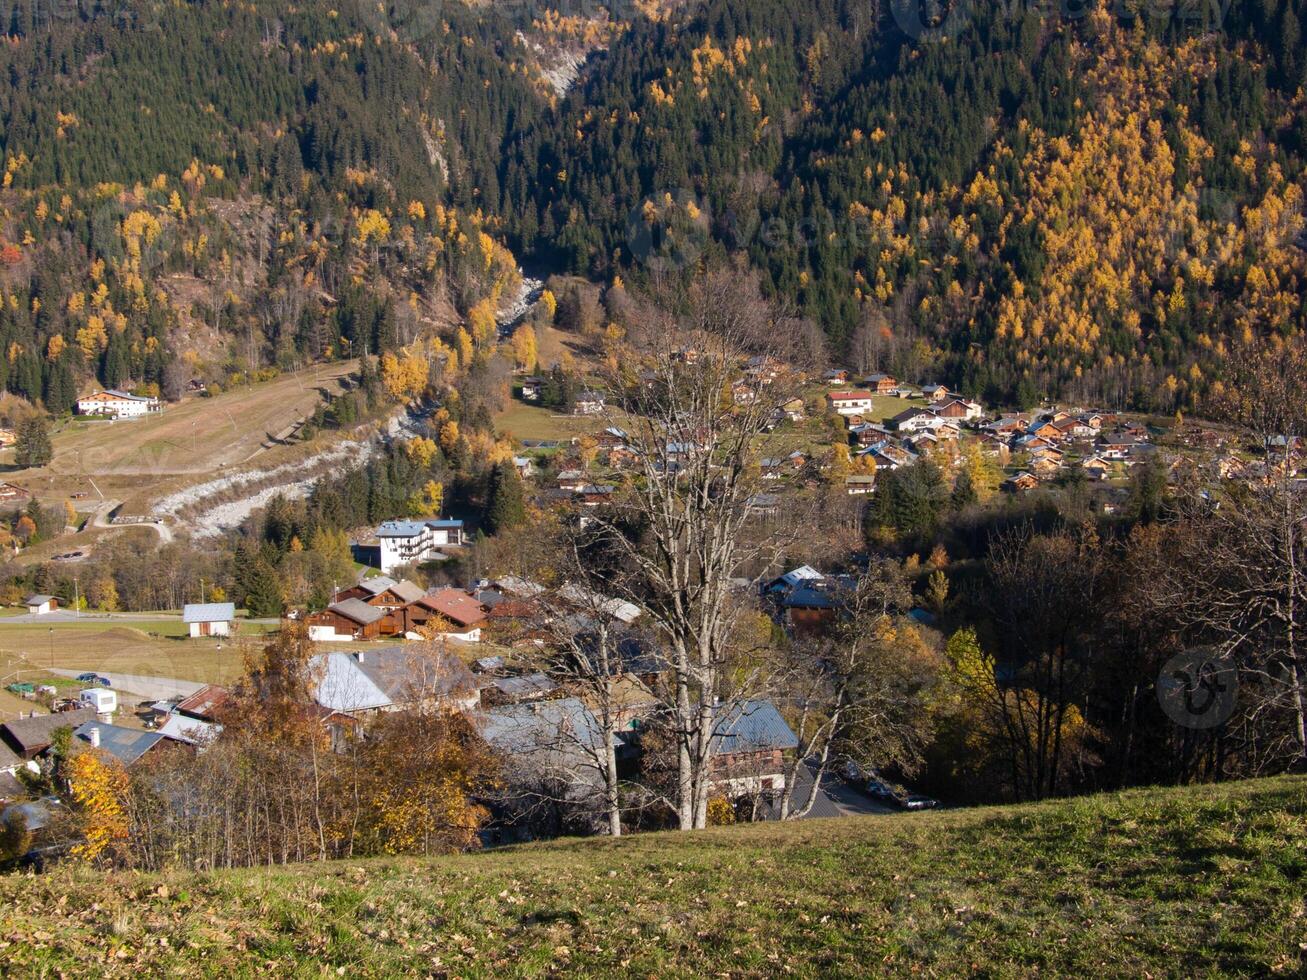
838 760 868 784
74 672 98 682
865 778 900 800
901 795 939 811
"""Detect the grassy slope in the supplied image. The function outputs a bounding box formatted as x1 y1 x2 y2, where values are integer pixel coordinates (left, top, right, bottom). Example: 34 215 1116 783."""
0 361 358 512
0 620 274 720
2 776 1304 977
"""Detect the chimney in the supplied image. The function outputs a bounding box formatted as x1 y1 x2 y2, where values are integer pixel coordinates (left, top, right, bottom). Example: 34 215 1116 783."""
89 727 101 748
355 651 366 663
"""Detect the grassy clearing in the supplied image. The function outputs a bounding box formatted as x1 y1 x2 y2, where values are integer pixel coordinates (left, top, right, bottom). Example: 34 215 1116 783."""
46 363 358 476
864 392 928 423
1 776 1303 976
494 401 619 444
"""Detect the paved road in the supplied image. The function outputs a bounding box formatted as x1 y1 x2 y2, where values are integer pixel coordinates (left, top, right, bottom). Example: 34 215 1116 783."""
50 670 203 702
1 611 279 626
756 763 899 821
1 610 182 625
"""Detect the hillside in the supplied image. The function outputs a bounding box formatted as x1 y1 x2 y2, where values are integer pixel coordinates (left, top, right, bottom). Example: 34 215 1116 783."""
498 1 1307 409
2 776 1304 976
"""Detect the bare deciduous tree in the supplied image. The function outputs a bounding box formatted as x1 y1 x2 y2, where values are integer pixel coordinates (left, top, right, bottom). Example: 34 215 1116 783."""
584 267 814 829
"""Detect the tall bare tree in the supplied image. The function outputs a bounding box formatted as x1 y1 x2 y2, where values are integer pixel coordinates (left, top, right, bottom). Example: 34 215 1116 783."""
586 267 814 829
981 524 1106 800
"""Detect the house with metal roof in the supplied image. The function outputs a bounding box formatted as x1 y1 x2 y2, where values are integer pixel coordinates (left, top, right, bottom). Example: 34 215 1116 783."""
73 721 164 767
1 708 96 760
332 577 426 609
24 594 59 616
306 597 387 642
182 602 235 638
486 672 558 705
157 714 222 747
477 697 609 827
708 700 799 797
173 684 231 722
310 646 480 716
764 565 825 595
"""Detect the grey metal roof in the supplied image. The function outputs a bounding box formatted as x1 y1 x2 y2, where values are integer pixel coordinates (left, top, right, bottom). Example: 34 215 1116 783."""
311 647 478 713
376 521 428 538
24 594 57 605
358 576 399 595
73 721 164 766
477 699 607 801
182 602 235 624
784 585 840 610
387 580 427 604
158 714 222 746
1 800 55 831
710 700 799 755
355 647 477 703
479 697 602 755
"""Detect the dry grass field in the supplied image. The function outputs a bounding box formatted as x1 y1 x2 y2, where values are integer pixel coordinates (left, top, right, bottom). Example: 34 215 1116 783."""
0 361 359 512
0 618 275 721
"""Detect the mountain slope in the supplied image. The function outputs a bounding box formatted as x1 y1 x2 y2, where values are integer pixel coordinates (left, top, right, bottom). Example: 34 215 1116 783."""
3 775 1304 976
498 2 1307 409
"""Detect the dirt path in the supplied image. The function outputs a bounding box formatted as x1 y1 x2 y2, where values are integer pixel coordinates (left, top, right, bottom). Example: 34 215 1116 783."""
88 499 173 543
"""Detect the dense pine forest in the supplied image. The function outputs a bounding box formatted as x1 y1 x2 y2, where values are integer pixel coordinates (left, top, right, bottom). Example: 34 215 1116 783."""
1 0 1305 411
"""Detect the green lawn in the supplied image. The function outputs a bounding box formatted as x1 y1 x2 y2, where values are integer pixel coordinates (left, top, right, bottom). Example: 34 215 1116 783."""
2 776 1303 976
495 401 603 442
495 400 643 445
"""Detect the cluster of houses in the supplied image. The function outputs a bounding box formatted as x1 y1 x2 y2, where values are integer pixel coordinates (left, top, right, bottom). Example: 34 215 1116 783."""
983 410 1156 492
820 370 1160 497
0 684 239 798
2 571 804 834
825 376 987 485
306 576 489 643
